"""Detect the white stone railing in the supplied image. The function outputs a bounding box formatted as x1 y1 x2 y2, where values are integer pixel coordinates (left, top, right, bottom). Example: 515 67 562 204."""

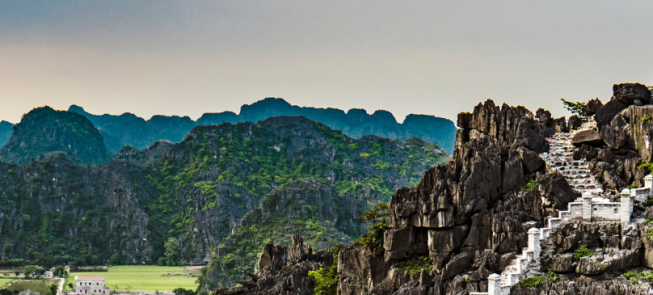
470 175 653 295
629 174 653 203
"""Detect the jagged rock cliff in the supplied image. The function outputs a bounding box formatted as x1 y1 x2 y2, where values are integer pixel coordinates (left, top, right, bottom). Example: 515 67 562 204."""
208 99 580 294
210 86 653 295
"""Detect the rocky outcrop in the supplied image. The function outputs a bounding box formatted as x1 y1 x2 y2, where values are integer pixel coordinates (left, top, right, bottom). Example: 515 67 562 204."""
215 235 333 295
334 100 566 294
582 98 604 116
541 222 644 276
596 100 629 130
568 115 582 130
614 83 651 105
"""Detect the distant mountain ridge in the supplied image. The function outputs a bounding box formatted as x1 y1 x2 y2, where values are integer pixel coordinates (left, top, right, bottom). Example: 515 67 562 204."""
68 97 456 153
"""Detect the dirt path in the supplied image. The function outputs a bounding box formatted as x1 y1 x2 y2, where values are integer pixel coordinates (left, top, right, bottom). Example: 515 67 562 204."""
57 278 65 295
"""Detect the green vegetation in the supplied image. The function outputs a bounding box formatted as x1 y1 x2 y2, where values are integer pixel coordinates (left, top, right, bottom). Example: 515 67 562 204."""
640 115 652 123
522 179 539 192
0 116 448 290
624 270 653 284
355 203 389 252
397 256 432 275
308 244 342 295
70 266 197 291
0 278 14 289
519 270 558 290
8 280 56 295
561 99 586 118
644 196 653 207
628 184 638 190
638 163 653 174
573 245 594 261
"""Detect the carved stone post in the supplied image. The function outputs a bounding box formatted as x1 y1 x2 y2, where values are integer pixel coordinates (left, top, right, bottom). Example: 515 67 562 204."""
646 174 653 189
582 192 592 221
488 273 502 295
620 188 632 224
528 228 541 258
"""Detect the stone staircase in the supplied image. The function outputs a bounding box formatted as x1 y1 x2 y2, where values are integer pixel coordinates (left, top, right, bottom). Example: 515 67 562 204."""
540 116 602 195
472 116 643 295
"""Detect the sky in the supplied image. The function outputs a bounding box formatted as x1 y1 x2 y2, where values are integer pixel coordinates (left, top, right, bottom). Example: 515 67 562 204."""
1 1 653 124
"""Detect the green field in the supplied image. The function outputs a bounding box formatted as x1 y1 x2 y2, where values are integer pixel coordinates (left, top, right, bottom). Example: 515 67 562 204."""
7 280 56 295
0 278 14 288
70 266 197 292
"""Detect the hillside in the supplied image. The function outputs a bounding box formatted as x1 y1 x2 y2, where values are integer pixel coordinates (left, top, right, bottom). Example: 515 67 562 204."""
209 83 653 295
0 116 448 275
69 97 456 153
0 121 12 147
0 107 113 165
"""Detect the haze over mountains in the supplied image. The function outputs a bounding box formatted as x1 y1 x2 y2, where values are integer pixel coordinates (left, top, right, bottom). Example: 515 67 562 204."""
66 97 456 154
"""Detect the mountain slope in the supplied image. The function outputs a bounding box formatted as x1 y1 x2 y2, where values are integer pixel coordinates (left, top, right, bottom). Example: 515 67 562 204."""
0 107 113 165
0 116 448 273
69 97 456 153
0 121 13 147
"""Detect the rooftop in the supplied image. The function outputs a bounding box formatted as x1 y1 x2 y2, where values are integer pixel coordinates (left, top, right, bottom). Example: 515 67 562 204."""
74 276 105 281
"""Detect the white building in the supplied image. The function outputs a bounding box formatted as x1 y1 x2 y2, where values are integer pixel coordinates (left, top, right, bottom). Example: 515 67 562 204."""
75 276 110 295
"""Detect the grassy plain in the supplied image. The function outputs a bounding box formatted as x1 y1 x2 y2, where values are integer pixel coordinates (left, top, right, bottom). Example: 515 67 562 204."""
0 278 14 288
70 266 197 292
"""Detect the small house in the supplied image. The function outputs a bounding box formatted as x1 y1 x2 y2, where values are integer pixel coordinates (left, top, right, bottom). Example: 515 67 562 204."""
74 276 110 295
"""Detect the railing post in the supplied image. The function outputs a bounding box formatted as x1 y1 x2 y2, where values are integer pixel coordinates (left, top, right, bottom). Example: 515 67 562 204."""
646 174 653 189
620 188 632 223
582 192 592 221
528 228 541 258
488 273 502 295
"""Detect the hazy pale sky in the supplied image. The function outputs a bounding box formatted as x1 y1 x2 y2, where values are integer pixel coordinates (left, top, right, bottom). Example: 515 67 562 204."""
1 1 652 124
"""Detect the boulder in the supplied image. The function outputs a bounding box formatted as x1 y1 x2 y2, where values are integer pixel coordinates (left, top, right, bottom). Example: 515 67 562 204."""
596 100 629 129
568 115 582 130
613 83 651 105
582 98 603 116
572 129 604 146
441 252 472 280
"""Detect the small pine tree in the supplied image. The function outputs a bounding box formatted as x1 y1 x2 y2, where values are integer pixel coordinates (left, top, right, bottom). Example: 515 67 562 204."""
561 99 587 118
